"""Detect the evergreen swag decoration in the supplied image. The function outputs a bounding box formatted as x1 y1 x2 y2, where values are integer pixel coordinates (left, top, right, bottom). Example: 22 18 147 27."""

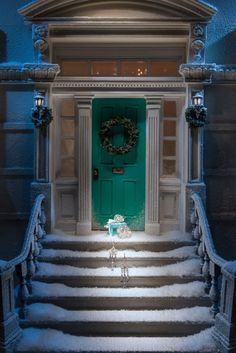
100 116 139 155
32 106 53 129
185 105 207 128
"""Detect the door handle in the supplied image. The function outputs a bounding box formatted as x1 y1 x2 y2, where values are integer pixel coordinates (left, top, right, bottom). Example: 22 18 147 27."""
93 168 99 179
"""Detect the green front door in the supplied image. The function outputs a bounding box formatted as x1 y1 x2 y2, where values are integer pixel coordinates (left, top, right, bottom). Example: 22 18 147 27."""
92 98 146 230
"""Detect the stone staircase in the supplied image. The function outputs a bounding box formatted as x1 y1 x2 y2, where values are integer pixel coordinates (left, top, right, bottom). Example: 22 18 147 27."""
16 232 217 353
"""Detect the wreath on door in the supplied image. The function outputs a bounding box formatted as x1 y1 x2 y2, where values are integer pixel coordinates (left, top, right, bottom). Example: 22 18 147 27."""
100 116 139 155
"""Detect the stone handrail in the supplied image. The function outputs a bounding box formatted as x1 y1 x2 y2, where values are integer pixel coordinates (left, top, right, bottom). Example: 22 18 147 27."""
0 194 46 353
191 192 236 353
191 192 226 268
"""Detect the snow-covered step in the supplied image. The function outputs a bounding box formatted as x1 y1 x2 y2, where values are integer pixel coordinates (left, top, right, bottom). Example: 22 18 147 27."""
21 304 213 337
36 259 201 277
40 246 197 259
34 274 203 288
42 240 196 252
25 304 214 323
28 295 211 311
16 327 217 353
16 231 215 352
29 281 211 310
42 232 195 252
21 320 213 337
39 246 197 267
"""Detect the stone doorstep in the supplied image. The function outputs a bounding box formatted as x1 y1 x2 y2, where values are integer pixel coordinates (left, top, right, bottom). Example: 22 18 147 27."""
27 296 211 311
41 240 196 252
33 275 204 288
20 320 213 337
38 256 197 268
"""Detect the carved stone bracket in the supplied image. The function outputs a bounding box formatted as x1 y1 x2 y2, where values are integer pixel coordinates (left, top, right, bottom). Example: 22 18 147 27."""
180 63 236 83
189 23 207 63
179 63 216 83
214 65 236 81
32 24 49 62
0 63 60 82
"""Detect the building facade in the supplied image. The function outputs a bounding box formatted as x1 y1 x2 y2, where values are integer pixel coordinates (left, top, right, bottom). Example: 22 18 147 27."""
0 0 236 250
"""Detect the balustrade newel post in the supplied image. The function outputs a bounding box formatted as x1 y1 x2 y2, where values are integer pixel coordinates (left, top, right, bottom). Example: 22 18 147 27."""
18 261 29 320
39 206 46 237
0 267 22 353
214 261 236 353
197 234 204 272
209 262 220 317
202 249 211 294
27 243 36 294
33 229 40 271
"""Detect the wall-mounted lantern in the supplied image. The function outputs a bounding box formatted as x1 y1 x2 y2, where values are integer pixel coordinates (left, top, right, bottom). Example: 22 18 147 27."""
185 91 207 128
34 90 45 108
32 90 53 130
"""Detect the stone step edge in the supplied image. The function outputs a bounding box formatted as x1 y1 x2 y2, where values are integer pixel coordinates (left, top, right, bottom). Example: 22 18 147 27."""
38 256 197 261
16 344 216 352
42 240 195 246
19 321 213 338
21 320 213 326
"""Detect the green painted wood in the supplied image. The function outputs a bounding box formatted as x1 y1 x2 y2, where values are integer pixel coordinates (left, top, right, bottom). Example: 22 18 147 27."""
92 98 146 230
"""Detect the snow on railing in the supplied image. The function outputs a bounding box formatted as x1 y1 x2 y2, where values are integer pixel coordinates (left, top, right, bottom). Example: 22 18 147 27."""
191 192 236 353
0 194 46 353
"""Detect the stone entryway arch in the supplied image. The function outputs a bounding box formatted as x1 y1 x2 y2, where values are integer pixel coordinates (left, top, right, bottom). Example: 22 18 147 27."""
18 0 217 234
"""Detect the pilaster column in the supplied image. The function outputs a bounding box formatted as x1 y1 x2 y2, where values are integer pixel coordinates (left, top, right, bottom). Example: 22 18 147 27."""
76 96 93 235
145 97 162 235
31 89 52 232
35 128 49 182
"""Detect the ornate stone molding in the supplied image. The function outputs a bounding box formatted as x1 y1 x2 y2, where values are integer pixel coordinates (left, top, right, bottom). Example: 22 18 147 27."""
0 63 60 82
179 63 216 83
32 24 49 62
53 80 185 90
180 63 236 83
189 23 207 63
18 0 217 21
214 65 236 81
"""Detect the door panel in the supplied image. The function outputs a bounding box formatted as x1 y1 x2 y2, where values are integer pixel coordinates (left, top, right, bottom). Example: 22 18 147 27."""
92 98 146 230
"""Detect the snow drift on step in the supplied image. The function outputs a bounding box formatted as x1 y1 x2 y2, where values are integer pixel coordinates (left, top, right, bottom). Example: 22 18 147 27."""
40 245 197 259
26 303 213 323
37 258 201 277
45 230 191 243
17 327 216 352
32 280 206 297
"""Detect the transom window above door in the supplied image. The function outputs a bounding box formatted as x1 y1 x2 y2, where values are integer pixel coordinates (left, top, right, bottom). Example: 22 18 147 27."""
60 59 180 77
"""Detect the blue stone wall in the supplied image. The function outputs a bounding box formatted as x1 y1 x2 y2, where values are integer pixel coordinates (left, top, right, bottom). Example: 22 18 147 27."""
206 0 236 64
0 0 34 62
204 1 236 258
0 0 35 220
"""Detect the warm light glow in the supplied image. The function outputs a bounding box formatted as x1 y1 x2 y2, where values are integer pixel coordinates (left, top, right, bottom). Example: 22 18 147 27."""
34 91 45 107
192 91 203 106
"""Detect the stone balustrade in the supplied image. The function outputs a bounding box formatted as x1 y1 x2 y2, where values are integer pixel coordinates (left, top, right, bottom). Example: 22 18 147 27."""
0 194 45 353
191 192 236 353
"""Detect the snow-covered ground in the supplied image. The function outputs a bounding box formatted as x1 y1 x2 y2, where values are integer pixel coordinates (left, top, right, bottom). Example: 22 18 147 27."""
32 280 206 298
17 327 216 352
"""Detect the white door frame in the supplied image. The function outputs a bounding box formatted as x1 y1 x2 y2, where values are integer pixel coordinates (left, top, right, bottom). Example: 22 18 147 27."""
75 93 162 235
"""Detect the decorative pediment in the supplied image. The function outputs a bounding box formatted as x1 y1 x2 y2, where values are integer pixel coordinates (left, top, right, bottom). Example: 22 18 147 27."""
19 0 217 22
